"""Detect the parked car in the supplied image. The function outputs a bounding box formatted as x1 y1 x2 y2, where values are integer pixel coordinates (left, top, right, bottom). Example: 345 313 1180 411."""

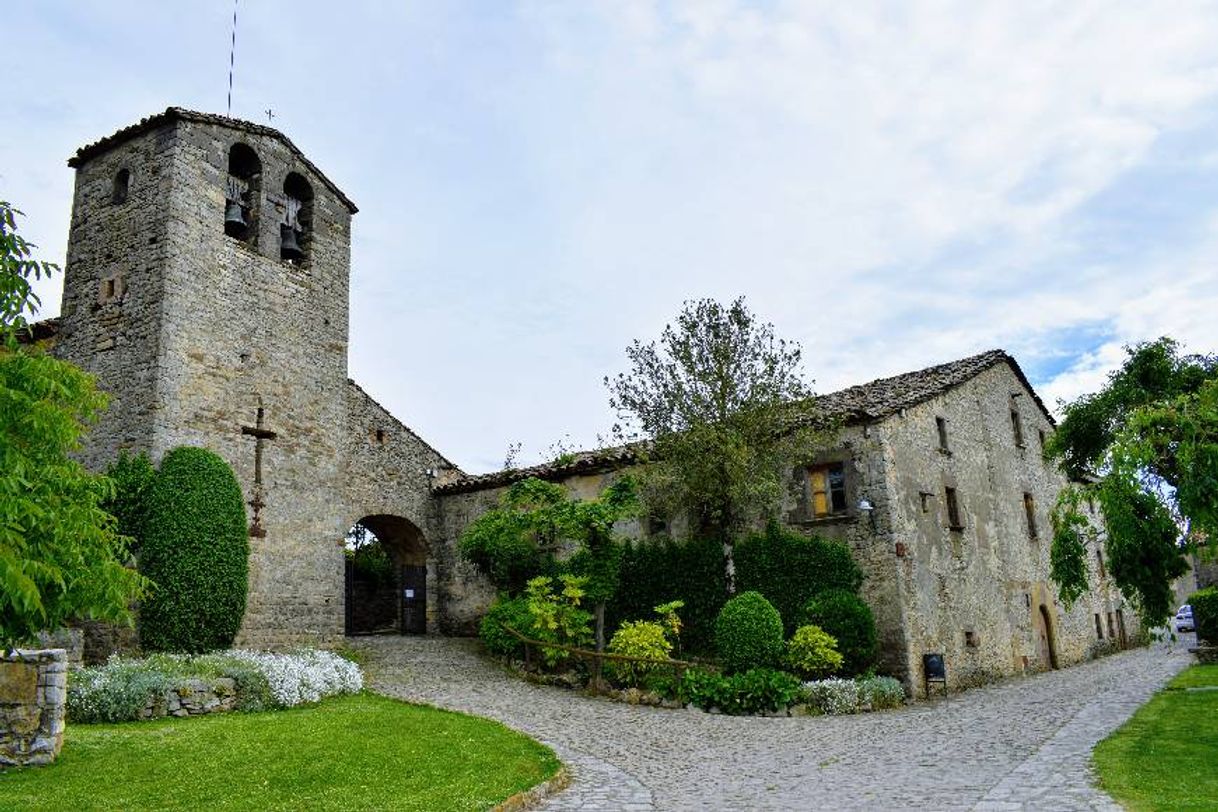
1175 605 1195 633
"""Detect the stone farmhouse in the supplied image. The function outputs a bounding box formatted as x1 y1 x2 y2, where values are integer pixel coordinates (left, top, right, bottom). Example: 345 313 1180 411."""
33 108 1133 695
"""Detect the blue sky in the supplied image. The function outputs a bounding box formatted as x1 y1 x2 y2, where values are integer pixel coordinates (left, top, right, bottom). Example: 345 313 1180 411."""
7 1 1218 472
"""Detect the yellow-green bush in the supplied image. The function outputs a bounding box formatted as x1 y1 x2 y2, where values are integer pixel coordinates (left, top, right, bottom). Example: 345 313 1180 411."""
607 620 672 687
785 624 843 679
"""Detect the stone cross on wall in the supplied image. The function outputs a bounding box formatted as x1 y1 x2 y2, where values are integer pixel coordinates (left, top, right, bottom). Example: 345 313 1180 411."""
240 406 277 538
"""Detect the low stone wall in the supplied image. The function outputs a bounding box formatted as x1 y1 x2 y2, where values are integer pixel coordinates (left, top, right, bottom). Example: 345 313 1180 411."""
138 678 239 720
0 649 66 768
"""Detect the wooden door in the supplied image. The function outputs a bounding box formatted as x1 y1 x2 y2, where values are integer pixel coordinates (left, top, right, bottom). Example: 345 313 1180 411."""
401 565 427 634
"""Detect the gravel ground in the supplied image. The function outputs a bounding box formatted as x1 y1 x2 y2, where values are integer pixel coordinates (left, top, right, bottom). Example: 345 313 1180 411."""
353 634 1193 811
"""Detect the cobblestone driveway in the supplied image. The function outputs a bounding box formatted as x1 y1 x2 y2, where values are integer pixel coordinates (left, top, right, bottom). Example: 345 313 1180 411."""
353 635 1192 811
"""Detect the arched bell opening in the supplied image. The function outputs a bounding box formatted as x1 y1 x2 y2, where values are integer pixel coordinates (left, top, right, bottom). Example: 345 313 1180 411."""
224 143 261 243
344 514 429 636
280 172 313 263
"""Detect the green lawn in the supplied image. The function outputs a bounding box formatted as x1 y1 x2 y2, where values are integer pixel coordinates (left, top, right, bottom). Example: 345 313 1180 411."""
1093 664 1218 811
0 693 560 811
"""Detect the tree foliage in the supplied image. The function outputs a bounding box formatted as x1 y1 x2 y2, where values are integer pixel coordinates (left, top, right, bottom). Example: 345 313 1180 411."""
139 447 249 653
606 297 822 593
459 476 638 651
0 200 147 651
104 452 157 546
1 201 58 343
1048 338 1217 626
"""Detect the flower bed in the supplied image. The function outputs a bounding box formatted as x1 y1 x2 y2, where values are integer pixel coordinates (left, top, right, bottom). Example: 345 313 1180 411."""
68 649 362 723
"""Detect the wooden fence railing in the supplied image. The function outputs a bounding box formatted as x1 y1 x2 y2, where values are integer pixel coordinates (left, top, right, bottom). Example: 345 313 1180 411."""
500 624 715 691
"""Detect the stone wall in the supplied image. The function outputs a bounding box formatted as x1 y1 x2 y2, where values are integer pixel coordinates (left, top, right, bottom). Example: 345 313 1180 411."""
0 650 66 768
137 678 239 720
879 362 1137 695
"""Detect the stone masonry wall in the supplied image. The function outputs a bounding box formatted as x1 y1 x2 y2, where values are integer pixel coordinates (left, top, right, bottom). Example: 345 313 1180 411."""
880 363 1137 695
56 125 174 469
0 650 66 768
342 381 458 634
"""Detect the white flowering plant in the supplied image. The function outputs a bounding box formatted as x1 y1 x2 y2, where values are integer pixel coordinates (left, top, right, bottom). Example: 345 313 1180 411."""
68 648 363 723
801 677 862 715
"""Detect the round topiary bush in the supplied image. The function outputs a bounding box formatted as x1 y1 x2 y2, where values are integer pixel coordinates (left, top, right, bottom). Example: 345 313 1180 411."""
799 588 878 676
715 590 783 674
139 446 248 653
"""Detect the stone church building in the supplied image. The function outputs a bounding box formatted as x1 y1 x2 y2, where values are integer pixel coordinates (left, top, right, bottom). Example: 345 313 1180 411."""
35 108 1132 694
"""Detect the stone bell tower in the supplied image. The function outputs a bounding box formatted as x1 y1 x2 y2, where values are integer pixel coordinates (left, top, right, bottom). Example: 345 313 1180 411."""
58 108 359 646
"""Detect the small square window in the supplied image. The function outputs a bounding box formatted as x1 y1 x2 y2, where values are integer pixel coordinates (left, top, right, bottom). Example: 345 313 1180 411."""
808 463 848 518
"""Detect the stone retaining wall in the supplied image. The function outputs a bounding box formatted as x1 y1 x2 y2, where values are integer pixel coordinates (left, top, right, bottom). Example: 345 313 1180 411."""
138 678 239 720
0 649 66 768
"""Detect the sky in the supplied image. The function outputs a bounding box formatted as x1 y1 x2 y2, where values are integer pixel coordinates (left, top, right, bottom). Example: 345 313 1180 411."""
6 1 1218 473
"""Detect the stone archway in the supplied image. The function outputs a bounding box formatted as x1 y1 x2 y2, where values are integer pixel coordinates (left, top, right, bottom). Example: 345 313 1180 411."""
1035 604 1059 670
344 514 429 636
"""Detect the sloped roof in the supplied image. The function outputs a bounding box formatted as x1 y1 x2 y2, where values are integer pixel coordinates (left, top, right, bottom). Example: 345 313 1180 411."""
433 349 1052 495
13 317 61 345
68 107 358 213
346 378 461 474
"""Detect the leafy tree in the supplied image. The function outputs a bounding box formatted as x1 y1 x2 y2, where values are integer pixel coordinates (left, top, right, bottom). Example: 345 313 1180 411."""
139 447 249 653
1048 338 1218 626
104 452 157 545
0 200 146 651
606 297 822 594
460 476 638 654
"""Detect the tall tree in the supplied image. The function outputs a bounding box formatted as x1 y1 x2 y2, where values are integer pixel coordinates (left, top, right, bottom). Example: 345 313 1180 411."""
606 297 820 594
0 201 146 651
1048 337 1218 626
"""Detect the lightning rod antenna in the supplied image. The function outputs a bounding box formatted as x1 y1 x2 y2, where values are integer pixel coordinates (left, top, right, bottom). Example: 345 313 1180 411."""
227 0 239 117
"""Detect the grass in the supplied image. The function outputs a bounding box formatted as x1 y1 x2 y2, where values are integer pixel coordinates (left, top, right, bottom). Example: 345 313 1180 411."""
0 693 560 811
1093 664 1218 811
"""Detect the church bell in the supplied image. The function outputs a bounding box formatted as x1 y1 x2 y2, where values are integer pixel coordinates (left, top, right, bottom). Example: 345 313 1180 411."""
224 200 248 229
280 224 304 261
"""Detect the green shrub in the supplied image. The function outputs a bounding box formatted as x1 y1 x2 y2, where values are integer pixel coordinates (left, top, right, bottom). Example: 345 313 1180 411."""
608 536 727 655
736 523 864 635
859 675 905 710
139 446 249 653
678 667 801 715
785 624 843 679
715 591 784 674
525 575 593 669
103 451 157 546
799 588 878 676
479 596 534 659
1192 586 1218 646
607 621 672 688
68 661 176 723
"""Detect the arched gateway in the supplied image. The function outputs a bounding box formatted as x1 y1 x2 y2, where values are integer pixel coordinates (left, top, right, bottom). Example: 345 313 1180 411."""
344 514 430 636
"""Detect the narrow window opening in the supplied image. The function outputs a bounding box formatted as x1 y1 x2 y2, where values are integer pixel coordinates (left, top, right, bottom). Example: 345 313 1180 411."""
964 630 979 648
936 417 950 452
646 514 669 537
1038 429 1047 452
225 143 261 243
945 486 963 530
281 172 313 263
1107 612 1116 639
1096 549 1106 579
112 168 130 204
1023 492 1038 539
1010 407 1025 447
375 428 385 444
808 462 848 518
919 491 932 513
1094 613 1104 639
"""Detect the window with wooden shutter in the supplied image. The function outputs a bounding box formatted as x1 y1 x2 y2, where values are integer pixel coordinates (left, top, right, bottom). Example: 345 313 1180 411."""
807 463 847 518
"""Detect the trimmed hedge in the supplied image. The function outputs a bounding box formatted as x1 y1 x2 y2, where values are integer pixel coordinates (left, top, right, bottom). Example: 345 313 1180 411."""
608 528 864 654
1192 586 1218 646
715 591 784 673
799 588 878 676
139 447 248 653
736 523 863 635
608 535 727 654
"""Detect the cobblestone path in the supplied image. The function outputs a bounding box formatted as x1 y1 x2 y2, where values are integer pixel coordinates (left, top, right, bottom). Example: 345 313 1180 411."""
353 635 1191 811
